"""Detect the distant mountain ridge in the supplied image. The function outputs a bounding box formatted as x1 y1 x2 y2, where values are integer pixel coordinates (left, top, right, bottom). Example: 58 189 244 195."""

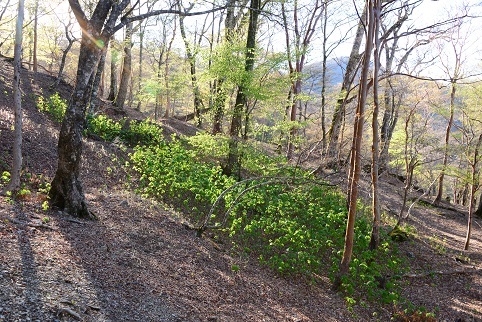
302 57 348 94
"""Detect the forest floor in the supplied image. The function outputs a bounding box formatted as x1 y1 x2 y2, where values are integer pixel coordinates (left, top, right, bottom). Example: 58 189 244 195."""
0 56 481 322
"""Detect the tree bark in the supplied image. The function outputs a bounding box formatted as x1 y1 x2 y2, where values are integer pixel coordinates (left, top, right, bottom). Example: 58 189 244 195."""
49 32 102 218
325 4 366 165
334 0 374 290
6 0 24 192
435 80 456 204
107 39 118 102
89 45 107 113
33 0 38 73
464 133 482 250
114 22 133 110
136 27 144 111
52 21 76 89
369 0 381 250
223 0 260 177
179 8 204 127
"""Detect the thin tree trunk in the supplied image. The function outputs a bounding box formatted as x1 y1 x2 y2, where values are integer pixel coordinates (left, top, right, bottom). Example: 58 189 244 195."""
52 21 76 89
224 0 260 178
435 81 456 204
211 0 239 134
179 9 204 127
369 0 381 250
107 39 118 101
325 4 366 164
464 133 482 250
114 22 133 109
163 21 177 118
136 28 144 111
6 0 24 192
33 0 38 73
334 0 374 290
211 79 225 134
89 45 107 113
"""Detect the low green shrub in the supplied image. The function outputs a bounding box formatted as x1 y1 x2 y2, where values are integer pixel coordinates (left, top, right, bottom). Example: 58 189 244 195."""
130 138 236 217
36 92 67 123
86 114 122 141
120 119 163 146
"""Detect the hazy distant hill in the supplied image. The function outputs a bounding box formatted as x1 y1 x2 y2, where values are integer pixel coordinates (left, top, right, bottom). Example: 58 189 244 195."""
302 57 347 94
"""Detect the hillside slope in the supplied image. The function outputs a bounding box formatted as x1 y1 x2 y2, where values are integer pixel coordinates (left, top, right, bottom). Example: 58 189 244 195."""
0 57 481 321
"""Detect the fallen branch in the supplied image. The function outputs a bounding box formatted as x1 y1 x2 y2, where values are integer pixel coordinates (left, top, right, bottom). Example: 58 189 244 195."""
6 216 56 230
57 307 82 321
64 217 86 224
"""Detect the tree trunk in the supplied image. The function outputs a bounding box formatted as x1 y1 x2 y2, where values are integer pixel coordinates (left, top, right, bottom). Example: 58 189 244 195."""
179 9 204 127
114 22 133 109
435 81 456 204
464 134 482 250
475 196 482 218
211 79 226 134
136 28 144 111
32 0 38 73
52 22 76 88
6 0 24 192
334 0 374 290
107 39 119 102
369 0 381 250
163 21 177 118
49 33 101 218
89 45 107 113
325 4 366 164
223 0 260 178
211 0 240 134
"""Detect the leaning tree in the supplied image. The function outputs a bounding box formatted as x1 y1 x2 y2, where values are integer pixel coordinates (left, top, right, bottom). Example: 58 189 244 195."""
49 0 225 217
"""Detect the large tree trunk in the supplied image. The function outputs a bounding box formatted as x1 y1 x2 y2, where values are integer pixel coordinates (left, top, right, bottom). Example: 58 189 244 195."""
333 0 374 290
6 0 24 192
49 34 101 218
114 22 133 109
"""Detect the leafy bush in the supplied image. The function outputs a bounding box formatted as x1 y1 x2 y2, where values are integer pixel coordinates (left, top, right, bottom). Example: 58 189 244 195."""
130 138 236 217
36 93 67 122
120 119 163 146
86 114 122 141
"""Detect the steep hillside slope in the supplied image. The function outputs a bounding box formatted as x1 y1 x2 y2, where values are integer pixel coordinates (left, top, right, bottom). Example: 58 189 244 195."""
0 57 481 321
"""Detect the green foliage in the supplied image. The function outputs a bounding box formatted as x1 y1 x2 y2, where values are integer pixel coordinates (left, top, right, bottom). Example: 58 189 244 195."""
1 171 10 184
393 306 437 322
187 133 287 175
130 137 236 216
36 92 67 123
120 120 163 146
130 132 406 306
86 114 122 141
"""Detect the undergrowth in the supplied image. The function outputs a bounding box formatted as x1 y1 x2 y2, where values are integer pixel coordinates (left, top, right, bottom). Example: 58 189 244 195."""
130 132 408 307
35 93 410 312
